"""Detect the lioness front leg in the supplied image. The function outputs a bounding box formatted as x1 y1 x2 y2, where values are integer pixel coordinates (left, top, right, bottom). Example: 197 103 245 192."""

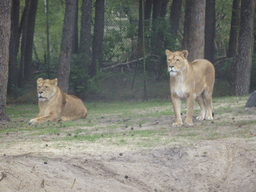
171 96 183 127
184 96 195 126
29 114 59 124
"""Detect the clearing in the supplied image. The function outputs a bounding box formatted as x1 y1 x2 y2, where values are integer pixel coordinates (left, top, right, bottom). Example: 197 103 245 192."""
1 96 256 191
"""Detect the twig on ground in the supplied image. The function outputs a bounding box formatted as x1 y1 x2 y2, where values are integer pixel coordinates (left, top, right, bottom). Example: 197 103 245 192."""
71 178 76 189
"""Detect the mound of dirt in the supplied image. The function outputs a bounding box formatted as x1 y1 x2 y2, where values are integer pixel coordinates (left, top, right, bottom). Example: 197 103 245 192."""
1 139 256 191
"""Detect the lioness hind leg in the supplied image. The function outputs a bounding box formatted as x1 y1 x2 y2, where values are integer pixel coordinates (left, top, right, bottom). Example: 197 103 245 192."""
196 95 206 121
204 96 213 120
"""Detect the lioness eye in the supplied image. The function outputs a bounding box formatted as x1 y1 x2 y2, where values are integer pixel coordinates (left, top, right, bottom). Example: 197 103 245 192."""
45 86 48 88
177 59 180 61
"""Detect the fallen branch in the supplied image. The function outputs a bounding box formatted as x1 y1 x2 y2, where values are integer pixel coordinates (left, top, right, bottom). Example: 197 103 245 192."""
101 58 144 71
213 57 234 66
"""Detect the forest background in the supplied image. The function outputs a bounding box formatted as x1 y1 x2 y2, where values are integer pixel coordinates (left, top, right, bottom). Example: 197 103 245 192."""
0 0 256 120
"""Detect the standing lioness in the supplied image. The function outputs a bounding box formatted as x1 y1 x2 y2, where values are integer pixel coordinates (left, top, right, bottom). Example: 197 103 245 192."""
29 78 87 124
166 50 215 127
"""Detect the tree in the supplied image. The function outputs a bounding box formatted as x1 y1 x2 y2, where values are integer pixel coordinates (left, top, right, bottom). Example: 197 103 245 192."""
169 0 183 38
0 0 11 122
227 0 240 58
91 0 105 76
183 0 206 62
57 0 77 93
144 0 152 50
204 0 215 63
80 0 92 60
137 0 143 58
72 0 78 54
18 0 30 87
234 0 255 95
24 0 39 80
8 0 20 92
151 0 162 50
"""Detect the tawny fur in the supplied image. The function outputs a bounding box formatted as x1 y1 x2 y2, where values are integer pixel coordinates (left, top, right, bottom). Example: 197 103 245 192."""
166 50 215 127
29 78 87 124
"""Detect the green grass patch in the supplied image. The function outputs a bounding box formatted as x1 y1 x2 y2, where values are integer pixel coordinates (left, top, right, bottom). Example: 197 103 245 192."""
2 96 256 149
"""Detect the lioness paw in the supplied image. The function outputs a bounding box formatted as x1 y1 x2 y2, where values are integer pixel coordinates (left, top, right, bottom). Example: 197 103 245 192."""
205 116 213 120
29 119 36 125
196 116 205 121
184 122 194 127
172 122 183 127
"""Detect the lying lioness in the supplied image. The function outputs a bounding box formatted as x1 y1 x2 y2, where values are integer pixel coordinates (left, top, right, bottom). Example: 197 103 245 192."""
165 50 215 127
29 78 87 124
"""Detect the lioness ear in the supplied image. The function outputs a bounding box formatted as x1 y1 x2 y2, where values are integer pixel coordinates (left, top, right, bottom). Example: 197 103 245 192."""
37 78 43 84
181 50 188 59
165 49 172 56
54 78 58 86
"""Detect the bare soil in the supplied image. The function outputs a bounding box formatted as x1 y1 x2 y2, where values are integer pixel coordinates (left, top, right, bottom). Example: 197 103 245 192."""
1 100 256 191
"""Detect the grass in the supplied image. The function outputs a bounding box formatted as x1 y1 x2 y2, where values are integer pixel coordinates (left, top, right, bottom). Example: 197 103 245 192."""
1 96 256 149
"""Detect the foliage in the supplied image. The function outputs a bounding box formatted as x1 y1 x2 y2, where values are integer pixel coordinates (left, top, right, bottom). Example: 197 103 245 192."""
215 0 233 57
69 54 90 96
34 0 65 61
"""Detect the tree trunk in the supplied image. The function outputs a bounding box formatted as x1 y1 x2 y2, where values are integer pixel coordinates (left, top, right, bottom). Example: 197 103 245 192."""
72 0 78 54
227 0 240 58
204 0 215 63
183 0 206 62
91 0 105 76
137 0 143 58
151 0 162 49
57 0 77 93
18 0 30 88
0 0 11 122
144 0 152 50
24 0 38 80
234 0 255 96
80 0 92 62
8 0 19 92
160 0 168 18
169 0 182 38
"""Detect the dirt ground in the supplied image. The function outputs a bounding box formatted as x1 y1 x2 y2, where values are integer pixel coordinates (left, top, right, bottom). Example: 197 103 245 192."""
1 138 256 192
1 101 256 191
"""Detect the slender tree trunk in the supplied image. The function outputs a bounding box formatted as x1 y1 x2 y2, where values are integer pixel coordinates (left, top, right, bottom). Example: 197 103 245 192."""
151 0 162 49
72 0 78 54
0 0 11 122
24 0 38 80
144 0 152 50
159 0 168 48
80 0 92 61
8 0 19 92
91 0 105 76
57 0 77 93
227 0 240 58
44 0 50 78
18 0 30 88
183 0 206 62
138 0 143 58
169 0 182 38
235 0 255 95
204 0 215 63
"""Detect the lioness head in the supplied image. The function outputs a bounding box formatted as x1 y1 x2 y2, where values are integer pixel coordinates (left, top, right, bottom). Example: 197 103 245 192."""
165 50 189 76
37 78 58 101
